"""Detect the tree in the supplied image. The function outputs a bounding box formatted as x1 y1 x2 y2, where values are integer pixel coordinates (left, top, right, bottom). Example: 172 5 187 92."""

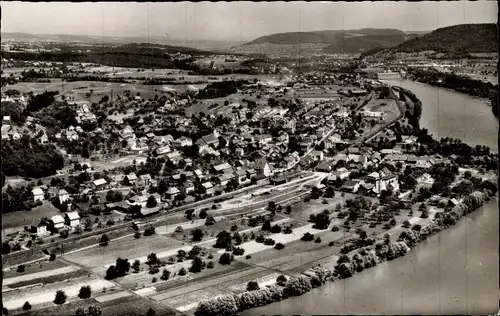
199 209 208 219
87 306 102 316
144 226 156 236
178 267 187 276
17 264 25 273
100 234 110 246
146 308 156 316
115 258 130 277
275 243 285 250
214 231 232 249
147 253 159 265
205 216 216 226
2 242 11 254
192 228 204 241
78 285 92 299
285 205 292 214
324 186 335 198
146 196 157 208
301 232 314 242
219 253 234 265
313 210 331 230
161 269 171 280
190 256 205 273
54 290 67 305
267 201 276 212
276 274 287 286
247 281 260 291
132 259 141 273
22 302 31 310
261 220 271 231
270 224 282 233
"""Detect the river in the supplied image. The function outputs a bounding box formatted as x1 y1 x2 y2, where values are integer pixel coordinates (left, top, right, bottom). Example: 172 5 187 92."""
242 198 498 315
382 79 498 152
243 81 499 315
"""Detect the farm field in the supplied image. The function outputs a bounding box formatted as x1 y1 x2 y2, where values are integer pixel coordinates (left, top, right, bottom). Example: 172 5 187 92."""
63 234 184 268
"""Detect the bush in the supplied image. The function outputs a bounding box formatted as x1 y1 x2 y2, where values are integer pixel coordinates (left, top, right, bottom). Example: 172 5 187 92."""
78 285 92 299
149 265 160 275
22 301 31 310
264 238 275 246
230 224 238 231
205 216 216 226
314 237 322 243
53 290 67 305
99 234 110 246
276 274 287 286
195 295 239 316
192 228 204 241
329 241 335 246
284 275 312 297
134 231 141 239
255 235 265 243
146 308 156 316
274 243 285 250
178 267 187 276
331 225 339 232
207 261 214 269
199 209 208 219
152 277 157 283
144 226 156 236
270 224 282 234
49 253 56 261
17 264 25 273
247 281 260 291
301 232 314 242
245 255 252 259
233 247 245 256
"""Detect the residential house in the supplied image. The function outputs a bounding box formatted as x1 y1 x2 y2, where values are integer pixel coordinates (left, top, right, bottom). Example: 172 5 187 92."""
124 174 138 186
173 136 193 147
166 151 182 164
201 134 219 148
184 181 195 195
58 189 70 204
213 162 232 174
330 167 350 181
253 159 272 178
92 178 108 190
194 169 205 180
341 179 364 193
65 211 80 228
256 134 273 145
316 163 332 172
51 215 65 230
32 187 44 202
156 145 172 156
165 187 180 200
202 182 215 196
140 174 152 186
235 147 245 157
31 218 47 236
234 169 248 185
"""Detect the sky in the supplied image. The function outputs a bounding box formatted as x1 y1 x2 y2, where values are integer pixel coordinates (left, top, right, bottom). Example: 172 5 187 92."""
1 1 497 41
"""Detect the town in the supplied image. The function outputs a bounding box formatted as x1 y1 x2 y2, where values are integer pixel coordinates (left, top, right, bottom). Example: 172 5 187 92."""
1 3 498 316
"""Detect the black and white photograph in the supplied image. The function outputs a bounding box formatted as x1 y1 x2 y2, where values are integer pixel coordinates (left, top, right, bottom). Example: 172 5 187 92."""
1 1 498 315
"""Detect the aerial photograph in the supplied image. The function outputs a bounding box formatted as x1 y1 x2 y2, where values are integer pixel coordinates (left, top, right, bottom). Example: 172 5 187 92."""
1 1 498 316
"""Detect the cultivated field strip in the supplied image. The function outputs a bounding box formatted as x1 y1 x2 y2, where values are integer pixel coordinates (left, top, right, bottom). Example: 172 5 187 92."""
3 266 80 286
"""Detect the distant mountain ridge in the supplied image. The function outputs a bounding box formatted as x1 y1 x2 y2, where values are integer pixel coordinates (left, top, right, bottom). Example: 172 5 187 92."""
235 28 422 55
1 32 244 51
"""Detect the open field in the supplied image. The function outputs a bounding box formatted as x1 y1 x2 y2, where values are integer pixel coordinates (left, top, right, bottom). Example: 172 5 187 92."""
2 275 116 310
3 201 61 230
9 295 177 316
64 234 184 268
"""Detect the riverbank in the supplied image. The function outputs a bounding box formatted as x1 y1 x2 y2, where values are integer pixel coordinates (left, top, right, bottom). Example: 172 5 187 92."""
194 189 497 316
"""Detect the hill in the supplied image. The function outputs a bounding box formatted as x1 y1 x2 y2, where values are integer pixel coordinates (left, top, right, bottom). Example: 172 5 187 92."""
395 23 498 53
234 29 415 55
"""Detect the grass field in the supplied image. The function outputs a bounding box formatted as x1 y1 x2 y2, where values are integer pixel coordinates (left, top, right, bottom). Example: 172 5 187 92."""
3 201 62 230
63 234 184 268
